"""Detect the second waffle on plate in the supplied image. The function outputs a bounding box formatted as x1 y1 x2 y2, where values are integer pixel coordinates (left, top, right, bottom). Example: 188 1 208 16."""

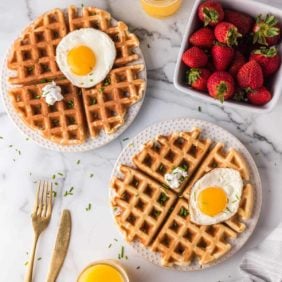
110 118 261 271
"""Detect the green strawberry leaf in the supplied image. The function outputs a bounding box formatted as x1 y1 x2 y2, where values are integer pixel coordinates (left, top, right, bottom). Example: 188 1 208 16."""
187 68 201 85
216 82 227 103
203 7 219 26
227 28 242 46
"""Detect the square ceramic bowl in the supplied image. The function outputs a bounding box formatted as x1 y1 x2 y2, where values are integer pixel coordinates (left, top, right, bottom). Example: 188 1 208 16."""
174 0 282 113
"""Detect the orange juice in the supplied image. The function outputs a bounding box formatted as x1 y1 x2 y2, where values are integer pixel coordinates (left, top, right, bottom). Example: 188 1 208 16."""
78 261 129 282
141 0 182 18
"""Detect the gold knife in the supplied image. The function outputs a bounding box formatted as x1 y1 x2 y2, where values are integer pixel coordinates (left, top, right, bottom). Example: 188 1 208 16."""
46 209 72 282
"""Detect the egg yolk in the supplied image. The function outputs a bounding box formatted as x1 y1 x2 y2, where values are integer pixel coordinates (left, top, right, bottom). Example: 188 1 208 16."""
198 187 228 217
67 45 96 76
78 264 124 282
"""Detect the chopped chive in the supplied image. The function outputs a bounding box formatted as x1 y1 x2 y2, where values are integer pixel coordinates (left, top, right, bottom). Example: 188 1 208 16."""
85 203 92 211
57 172 64 177
52 191 57 198
136 266 141 270
114 238 118 242
90 173 94 178
98 87 105 93
122 137 129 142
198 106 202 112
54 182 58 186
24 261 29 266
108 243 112 248
37 257 42 261
0 136 3 139
52 174 56 180
121 246 125 258
76 160 81 165
64 187 74 197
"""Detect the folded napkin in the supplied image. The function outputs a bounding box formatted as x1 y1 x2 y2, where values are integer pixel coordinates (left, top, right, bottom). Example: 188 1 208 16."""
238 222 282 282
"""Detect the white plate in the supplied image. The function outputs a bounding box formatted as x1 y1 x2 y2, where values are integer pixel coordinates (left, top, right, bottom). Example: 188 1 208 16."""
174 0 282 113
0 14 147 152
110 118 262 271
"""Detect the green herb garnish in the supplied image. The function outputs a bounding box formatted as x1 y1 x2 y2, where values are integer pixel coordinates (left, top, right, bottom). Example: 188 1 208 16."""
85 203 92 211
64 187 74 197
158 192 168 206
179 207 189 218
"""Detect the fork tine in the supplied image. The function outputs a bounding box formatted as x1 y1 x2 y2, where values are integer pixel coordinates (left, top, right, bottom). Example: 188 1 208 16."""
41 181 48 217
46 182 53 217
33 181 41 214
37 181 44 216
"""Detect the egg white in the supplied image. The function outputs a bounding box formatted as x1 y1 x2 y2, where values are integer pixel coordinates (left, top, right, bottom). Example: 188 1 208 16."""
56 28 116 88
189 168 243 225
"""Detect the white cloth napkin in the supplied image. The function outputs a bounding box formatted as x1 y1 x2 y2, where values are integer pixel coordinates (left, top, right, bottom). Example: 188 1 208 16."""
238 223 282 282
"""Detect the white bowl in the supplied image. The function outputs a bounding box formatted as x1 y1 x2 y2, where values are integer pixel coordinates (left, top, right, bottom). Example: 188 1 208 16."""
174 0 282 113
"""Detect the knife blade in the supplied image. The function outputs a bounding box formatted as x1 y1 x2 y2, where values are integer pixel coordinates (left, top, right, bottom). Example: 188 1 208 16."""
46 209 72 282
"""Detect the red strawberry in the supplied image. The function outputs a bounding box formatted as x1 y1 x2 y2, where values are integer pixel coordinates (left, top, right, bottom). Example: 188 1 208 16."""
187 68 211 91
207 71 235 102
250 47 281 77
214 22 242 46
237 61 264 89
229 51 246 77
224 9 254 36
198 0 224 27
253 14 281 46
247 87 272 105
211 44 235 71
182 47 208 68
189 27 215 49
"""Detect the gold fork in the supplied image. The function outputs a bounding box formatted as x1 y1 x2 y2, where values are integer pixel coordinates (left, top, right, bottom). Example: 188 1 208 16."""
25 181 53 282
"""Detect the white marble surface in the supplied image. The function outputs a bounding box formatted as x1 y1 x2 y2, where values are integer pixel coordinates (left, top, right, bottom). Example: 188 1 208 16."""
0 0 282 281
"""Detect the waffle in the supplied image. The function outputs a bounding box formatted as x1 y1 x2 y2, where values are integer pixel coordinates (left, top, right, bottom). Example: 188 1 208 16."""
182 143 254 233
8 9 67 85
151 198 237 267
133 129 212 193
68 6 140 66
9 79 87 145
82 64 145 138
6 6 145 144
111 165 177 247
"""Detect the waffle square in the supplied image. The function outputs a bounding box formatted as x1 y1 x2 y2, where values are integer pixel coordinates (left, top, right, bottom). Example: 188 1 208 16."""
8 9 67 85
133 128 212 193
82 64 145 138
9 79 87 145
68 6 139 66
182 143 254 233
151 198 237 267
111 165 177 247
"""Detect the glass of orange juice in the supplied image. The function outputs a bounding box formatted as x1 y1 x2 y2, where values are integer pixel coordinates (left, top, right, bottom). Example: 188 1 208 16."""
140 0 182 18
77 260 129 282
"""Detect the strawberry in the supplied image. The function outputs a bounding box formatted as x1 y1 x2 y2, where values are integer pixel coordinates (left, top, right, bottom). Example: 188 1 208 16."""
186 68 211 91
253 14 281 46
211 43 235 71
229 51 246 77
237 60 264 89
250 47 281 77
214 22 242 46
247 87 272 105
198 0 224 27
182 47 208 68
189 27 215 49
207 71 235 102
224 9 254 36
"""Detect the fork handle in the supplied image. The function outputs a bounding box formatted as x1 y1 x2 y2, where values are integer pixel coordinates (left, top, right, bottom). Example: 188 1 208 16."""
25 232 40 282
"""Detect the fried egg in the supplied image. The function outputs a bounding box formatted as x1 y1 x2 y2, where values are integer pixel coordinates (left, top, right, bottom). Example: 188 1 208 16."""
56 28 116 88
189 168 243 225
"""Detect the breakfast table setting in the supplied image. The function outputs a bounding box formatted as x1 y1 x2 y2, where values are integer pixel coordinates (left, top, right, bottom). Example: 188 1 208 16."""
0 0 282 281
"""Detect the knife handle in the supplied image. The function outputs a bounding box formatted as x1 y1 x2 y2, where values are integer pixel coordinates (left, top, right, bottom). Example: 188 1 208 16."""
46 210 71 282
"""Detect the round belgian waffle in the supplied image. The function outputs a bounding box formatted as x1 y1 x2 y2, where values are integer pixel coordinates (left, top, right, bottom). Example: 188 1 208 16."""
110 118 262 271
1 6 147 152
